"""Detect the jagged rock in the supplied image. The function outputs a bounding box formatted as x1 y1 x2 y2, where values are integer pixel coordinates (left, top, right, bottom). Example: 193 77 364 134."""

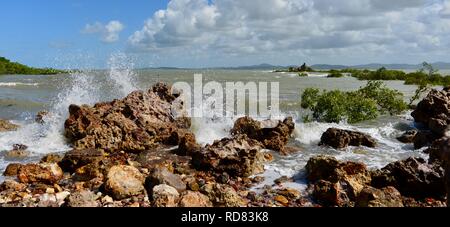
104 165 145 200
0 180 26 192
59 149 105 173
356 186 403 207
313 180 351 207
2 144 30 161
0 119 19 132
145 167 186 193
192 134 265 177
230 116 295 153
64 83 190 153
3 163 23 176
371 157 445 199
200 183 246 207
40 153 63 164
306 155 371 206
35 111 50 124
176 132 201 156
412 88 450 137
413 131 439 149
319 128 377 149
66 190 99 207
17 163 63 184
424 137 450 206
397 130 418 143
152 184 180 207
179 191 213 207
73 162 104 182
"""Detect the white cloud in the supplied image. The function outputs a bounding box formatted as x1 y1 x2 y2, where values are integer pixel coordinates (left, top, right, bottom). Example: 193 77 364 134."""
82 20 124 43
128 0 450 65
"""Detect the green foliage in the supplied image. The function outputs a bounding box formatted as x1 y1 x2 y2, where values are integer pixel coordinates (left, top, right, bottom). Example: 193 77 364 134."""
334 63 450 86
327 70 344 78
357 81 408 115
298 72 308 77
301 81 408 123
0 56 66 75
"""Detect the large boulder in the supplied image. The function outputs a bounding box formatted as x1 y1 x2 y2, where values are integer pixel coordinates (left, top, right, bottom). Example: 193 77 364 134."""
412 88 450 137
319 128 377 149
305 155 372 206
230 116 295 154
104 165 145 200
371 157 445 200
355 186 403 207
0 119 19 132
192 134 265 177
64 82 190 153
17 163 63 184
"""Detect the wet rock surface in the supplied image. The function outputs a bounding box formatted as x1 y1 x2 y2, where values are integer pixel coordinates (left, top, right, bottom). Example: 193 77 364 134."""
371 157 445 200
64 83 190 152
230 116 295 154
192 135 265 177
319 128 377 149
0 119 19 132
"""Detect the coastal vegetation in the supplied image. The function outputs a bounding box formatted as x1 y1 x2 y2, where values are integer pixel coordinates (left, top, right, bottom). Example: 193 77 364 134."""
328 62 450 86
301 81 407 123
327 70 344 78
0 56 66 75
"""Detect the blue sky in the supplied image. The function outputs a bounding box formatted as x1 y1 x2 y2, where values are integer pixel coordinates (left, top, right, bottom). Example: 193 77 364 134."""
1 0 450 68
0 0 167 68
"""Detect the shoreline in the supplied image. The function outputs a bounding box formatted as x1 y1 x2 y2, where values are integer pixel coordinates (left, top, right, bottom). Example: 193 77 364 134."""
0 82 448 207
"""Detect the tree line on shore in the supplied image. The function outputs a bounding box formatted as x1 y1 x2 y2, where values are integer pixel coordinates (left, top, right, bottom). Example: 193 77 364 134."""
0 56 66 75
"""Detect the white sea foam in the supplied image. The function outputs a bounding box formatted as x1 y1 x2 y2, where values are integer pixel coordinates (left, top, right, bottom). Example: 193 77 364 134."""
0 82 40 87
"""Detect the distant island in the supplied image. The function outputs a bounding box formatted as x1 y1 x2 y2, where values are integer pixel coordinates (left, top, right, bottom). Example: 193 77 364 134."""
0 56 67 75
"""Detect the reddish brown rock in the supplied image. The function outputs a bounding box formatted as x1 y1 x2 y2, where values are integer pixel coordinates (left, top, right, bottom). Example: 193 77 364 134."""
319 128 377 149
0 119 19 132
104 165 145 200
179 191 212 207
412 88 450 137
59 149 105 173
64 83 190 153
192 134 265 177
356 186 403 207
3 163 23 176
306 155 372 206
17 163 63 184
230 116 295 153
371 157 445 200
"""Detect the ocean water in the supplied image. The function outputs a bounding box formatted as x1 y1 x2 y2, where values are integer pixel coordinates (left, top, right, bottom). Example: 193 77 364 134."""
0 62 430 190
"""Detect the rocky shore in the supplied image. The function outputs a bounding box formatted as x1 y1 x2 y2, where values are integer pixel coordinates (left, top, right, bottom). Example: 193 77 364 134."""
0 83 449 207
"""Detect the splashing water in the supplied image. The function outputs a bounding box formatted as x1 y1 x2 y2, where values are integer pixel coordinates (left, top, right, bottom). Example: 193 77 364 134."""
0 53 140 175
107 52 138 96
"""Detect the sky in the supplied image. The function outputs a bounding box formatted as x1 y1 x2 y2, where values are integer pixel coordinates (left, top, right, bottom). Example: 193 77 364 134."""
1 0 450 68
